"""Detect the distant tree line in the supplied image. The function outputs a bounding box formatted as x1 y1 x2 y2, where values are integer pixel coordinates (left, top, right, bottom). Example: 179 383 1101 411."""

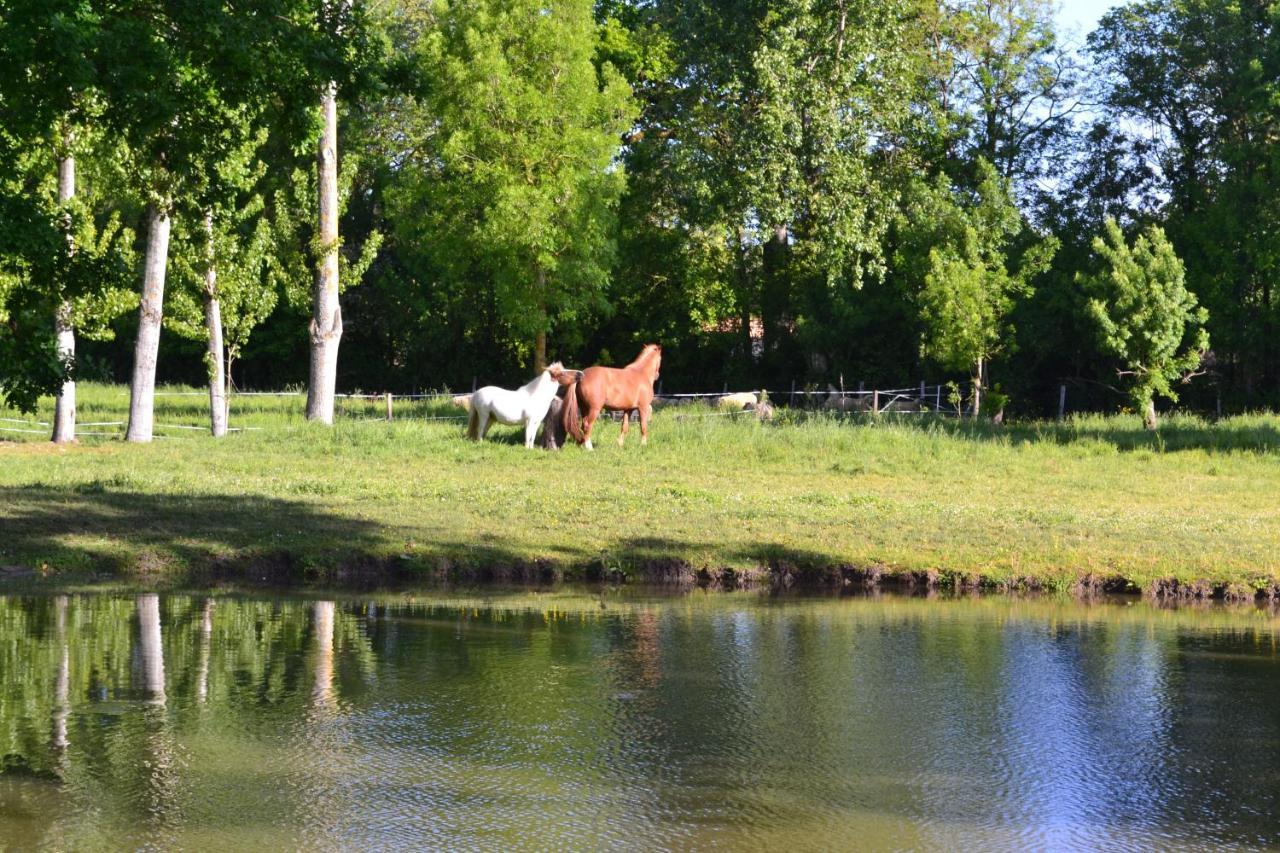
1 0 1272 436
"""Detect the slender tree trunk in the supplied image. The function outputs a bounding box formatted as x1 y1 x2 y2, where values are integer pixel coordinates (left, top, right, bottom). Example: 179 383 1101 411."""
137 594 166 703
531 268 548 372
52 154 76 444
761 223 790 382
52 595 69 757
196 598 213 704
1143 397 1157 431
126 204 172 442
734 226 754 376
307 82 342 424
533 330 547 373
312 600 335 709
971 356 983 418
202 212 228 438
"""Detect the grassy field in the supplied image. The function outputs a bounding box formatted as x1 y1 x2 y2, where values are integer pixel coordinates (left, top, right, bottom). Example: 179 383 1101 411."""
2 383 1280 592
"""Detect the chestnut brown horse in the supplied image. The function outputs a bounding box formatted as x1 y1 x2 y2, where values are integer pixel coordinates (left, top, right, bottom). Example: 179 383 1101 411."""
562 344 662 449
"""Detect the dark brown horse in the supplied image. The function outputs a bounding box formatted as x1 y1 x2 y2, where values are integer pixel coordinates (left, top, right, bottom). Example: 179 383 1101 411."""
562 344 662 449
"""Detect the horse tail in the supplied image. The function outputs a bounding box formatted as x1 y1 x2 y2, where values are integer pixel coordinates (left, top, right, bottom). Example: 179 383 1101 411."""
467 406 479 440
563 381 585 443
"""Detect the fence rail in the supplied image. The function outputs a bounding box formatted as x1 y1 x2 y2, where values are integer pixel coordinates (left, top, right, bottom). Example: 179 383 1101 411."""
3 379 997 439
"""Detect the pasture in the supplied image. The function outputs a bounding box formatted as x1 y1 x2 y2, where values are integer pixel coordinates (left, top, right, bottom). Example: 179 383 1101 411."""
2 383 1279 592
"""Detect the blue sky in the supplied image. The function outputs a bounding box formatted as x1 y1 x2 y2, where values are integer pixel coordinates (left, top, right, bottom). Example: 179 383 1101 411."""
1056 0 1124 39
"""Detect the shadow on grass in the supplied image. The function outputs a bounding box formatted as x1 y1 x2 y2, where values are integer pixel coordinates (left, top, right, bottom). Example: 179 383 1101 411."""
0 484 392 578
0 485 674 586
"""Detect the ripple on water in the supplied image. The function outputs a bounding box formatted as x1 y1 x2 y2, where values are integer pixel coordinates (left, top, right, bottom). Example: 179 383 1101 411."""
1 593 1279 850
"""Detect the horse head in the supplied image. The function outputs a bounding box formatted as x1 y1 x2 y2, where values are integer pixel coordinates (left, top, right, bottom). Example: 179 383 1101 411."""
548 363 584 387
636 343 662 381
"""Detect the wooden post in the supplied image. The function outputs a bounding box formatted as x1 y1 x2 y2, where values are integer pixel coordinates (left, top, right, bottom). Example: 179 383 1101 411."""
858 380 865 393
872 389 880 415
919 380 925 402
1057 384 1066 421
385 392 393 422
1216 390 1222 419
472 376 477 392
935 385 941 413
790 379 796 407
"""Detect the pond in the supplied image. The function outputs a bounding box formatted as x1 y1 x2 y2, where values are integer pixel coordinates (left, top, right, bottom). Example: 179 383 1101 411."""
1 589 1278 849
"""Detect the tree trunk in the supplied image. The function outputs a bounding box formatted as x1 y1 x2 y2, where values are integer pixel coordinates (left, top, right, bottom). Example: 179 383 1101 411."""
734 225 754 376
533 329 547 373
1143 397 1158 431
307 82 342 424
761 223 790 382
532 268 547 372
137 594 166 703
125 204 172 443
52 595 69 757
196 598 213 704
52 154 76 444
971 356 983 418
312 600 335 709
203 212 228 438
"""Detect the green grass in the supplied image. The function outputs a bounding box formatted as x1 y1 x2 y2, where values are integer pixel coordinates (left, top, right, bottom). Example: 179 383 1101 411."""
2 383 1280 590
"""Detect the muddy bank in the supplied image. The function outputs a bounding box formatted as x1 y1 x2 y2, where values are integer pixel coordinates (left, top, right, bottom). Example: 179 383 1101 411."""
8 548 1280 603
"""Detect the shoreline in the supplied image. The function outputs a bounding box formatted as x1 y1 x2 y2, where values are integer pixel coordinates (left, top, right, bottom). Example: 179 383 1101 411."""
4 548 1276 604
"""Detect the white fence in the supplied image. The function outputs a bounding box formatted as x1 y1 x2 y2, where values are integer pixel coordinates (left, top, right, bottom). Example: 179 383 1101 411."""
0 382 976 439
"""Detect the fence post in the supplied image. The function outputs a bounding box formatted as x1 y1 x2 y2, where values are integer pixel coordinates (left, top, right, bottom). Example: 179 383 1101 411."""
790 379 796 407
1057 384 1066 421
1216 390 1222 419
935 385 941 413
858 380 865 393
472 376 477 392
385 392 394 422
872 389 880 415
919 380 925 402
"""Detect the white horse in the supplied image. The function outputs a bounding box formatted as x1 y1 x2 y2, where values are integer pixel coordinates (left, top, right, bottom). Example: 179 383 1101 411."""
467 362 568 448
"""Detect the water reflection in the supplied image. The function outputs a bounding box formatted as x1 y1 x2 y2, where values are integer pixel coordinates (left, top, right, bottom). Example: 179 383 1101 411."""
0 591 1278 849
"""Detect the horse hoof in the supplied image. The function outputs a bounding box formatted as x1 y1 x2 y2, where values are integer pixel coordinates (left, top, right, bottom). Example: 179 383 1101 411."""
584 440 594 451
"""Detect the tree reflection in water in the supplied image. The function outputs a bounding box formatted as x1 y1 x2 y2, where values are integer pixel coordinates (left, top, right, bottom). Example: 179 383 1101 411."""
0 592 1277 849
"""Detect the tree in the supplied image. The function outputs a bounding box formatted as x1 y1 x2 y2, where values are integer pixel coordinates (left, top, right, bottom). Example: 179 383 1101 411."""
914 160 1055 415
1079 218 1208 430
90 2 261 440
0 0 134 417
1090 0 1280 406
166 165 277 436
390 0 636 373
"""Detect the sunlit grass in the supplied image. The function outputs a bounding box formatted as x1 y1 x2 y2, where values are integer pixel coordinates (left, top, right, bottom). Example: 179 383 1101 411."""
2 383 1279 589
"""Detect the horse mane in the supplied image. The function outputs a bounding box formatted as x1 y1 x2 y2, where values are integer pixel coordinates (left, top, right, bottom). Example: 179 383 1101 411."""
519 361 563 393
626 344 661 371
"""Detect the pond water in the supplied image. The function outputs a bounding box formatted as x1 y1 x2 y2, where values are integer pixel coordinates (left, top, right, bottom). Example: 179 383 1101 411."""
1 589 1279 850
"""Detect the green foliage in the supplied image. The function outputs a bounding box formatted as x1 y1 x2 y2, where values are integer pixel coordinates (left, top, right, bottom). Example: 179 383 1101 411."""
390 0 637 363
1089 0 1280 406
913 161 1056 378
1079 218 1209 418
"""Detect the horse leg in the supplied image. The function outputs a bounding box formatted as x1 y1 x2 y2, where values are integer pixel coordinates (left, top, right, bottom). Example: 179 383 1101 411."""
582 404 601 451
617 411 630 447
524 417 537 449
639 403 651 445
478 409 492 440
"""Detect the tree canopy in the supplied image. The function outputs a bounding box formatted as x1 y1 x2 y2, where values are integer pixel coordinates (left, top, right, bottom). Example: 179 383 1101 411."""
2 0 1274 423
